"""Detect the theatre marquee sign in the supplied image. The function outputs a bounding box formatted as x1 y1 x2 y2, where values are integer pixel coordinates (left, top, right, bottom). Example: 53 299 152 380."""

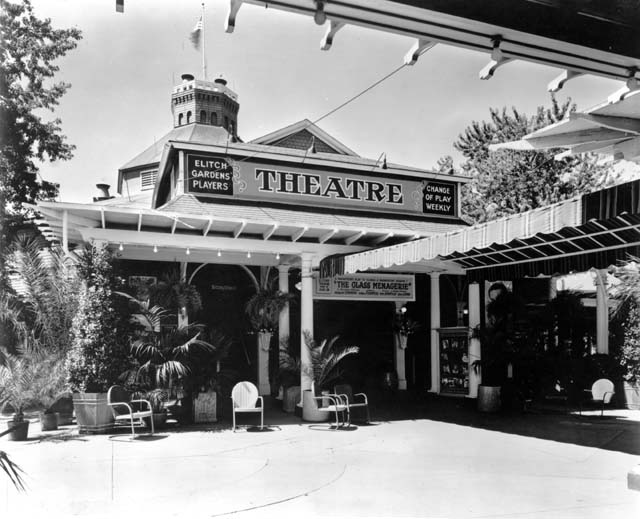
313 273 415 301
185 153 457 218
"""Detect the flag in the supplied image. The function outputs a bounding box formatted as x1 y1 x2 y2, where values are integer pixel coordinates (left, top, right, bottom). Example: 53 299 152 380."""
190 16 203 49
115 0 124 13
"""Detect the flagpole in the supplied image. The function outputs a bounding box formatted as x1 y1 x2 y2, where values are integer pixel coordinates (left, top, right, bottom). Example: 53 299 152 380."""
201 3 207 80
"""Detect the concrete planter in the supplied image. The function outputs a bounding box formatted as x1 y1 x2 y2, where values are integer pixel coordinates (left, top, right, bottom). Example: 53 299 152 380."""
72 393 114 434
302 389 330 422
477 385 501 413
39 412 58 431
622 381 640 410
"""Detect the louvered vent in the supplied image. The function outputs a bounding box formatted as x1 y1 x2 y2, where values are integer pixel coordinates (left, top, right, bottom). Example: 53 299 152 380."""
141 170 158 191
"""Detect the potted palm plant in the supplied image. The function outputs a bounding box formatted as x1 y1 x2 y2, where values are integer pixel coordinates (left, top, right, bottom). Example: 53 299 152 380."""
121 295 219 423
33 352 68 431
472 283 520 412
301 332 359 422
0 347 40 441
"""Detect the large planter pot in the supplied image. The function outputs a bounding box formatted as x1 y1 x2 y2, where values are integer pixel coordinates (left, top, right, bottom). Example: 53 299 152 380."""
7 420 29 441
477 385 501 413
302 389 330 422
39 412 58 431
144 412 168 429
622 381 640 410
283 386 301 413
55 412 74 426
72 393 114 434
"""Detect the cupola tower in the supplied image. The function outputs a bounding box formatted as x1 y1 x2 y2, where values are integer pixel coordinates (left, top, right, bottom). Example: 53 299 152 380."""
171 74 239 137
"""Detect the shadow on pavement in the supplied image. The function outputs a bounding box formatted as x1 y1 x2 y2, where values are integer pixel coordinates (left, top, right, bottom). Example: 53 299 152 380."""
366 389 640 456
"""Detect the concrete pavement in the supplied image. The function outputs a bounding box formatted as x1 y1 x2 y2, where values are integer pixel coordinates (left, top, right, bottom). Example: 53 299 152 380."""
2 394 639 518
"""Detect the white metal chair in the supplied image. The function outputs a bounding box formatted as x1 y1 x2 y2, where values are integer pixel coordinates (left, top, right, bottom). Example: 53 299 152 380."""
107 385 154 438
334 384 370 424
580 378 615 417
231 381 264 431
308 381 350 429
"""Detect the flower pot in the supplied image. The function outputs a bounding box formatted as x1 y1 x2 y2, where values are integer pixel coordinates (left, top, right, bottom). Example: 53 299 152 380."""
40 412 58 431
283 386 301 413
622 381 640 410
302 389 330 422
7 420 29 441
477 385 501 413
144 413 168 429
72 393 114 434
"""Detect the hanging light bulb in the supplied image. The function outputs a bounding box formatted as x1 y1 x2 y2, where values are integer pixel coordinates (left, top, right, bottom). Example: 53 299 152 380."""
118 243 123 251
276 252 280 260
217 250 222 257
186 247 191 255
247 251 251 258
153 245 158 253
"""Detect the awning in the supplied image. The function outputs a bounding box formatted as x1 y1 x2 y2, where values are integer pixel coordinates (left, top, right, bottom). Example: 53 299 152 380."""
490 90 640 162
320 179 640 281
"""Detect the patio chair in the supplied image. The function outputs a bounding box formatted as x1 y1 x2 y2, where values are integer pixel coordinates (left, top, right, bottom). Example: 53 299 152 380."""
334 384 370 424
107 385 154 439
579 378 615 417
306 381 350 429
231 381 264 432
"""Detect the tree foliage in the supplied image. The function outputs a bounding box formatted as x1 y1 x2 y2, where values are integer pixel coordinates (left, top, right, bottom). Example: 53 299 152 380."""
0 0 81 275
450 96 613 223
66 244 133 393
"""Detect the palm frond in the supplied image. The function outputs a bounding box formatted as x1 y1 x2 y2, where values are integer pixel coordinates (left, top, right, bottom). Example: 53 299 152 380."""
0 451 26 492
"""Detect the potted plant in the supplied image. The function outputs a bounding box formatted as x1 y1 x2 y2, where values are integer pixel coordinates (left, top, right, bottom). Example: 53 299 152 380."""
0 347 40 441
245 289 295 395
301 332 359 421
144 389 168 429
121 294 221 423
275 337 302 412
66 244 135 433
392 306 421 350
32 352 68 431
472 283 521 412
610 260 640 409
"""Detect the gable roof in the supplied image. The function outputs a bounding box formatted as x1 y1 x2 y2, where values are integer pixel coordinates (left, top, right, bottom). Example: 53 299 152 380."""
250 119 359 156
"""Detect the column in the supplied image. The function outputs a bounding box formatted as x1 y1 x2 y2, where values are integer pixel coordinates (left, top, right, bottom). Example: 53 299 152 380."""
429 273 441 393
595 269 609 354
277 264 291 399
178 261 188 327
278 265 291 350
62 210 69 255
300 254 314 393
394 302 408 390
468 282 481 398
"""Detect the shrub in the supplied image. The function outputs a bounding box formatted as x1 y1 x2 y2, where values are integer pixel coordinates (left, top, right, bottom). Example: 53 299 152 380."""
66 244 133 393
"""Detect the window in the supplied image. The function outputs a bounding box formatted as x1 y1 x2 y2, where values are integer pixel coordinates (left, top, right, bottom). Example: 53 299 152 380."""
178 113 183 125
211 112 218 125
140 170 158 191
186 111 192 124
200 110 206 123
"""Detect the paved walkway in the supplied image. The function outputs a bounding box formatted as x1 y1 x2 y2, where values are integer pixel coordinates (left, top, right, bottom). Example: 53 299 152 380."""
2 394 639 518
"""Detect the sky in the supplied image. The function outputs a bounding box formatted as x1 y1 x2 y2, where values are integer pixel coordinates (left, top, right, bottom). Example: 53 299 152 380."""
29 0 627 203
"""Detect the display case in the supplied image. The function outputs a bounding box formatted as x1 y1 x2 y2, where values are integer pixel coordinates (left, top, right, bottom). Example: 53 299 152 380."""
439 327 470 395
